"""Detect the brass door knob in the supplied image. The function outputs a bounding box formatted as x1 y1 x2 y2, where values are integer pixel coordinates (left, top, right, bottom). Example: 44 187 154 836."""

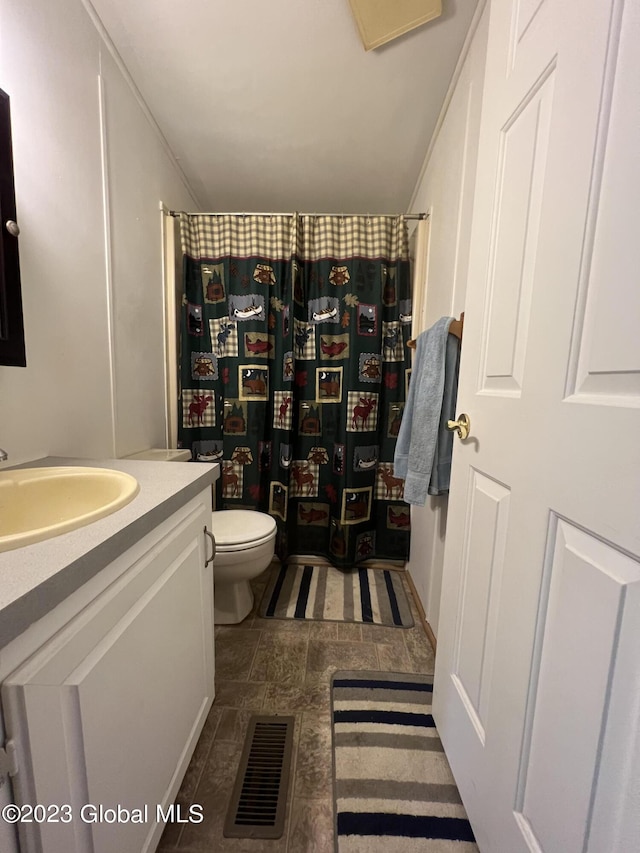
447 413 471 440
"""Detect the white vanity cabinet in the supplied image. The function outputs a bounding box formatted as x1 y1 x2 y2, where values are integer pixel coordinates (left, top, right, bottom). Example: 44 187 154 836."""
0 488 215 853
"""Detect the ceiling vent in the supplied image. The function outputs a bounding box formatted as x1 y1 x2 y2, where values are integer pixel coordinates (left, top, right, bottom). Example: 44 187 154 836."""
349 0 443 50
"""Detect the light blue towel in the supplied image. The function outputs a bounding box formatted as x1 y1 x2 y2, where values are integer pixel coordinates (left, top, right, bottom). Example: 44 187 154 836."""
393 316 453 505
428 331 461 496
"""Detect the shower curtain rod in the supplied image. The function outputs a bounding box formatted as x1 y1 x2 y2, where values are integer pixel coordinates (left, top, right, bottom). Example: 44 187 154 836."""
168 210 427 220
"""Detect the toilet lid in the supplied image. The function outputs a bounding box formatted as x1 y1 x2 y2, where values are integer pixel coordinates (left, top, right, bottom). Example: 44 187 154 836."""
209 509 277 551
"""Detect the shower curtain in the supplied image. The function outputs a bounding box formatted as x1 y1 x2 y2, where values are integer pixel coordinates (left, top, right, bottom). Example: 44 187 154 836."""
178 213 412 567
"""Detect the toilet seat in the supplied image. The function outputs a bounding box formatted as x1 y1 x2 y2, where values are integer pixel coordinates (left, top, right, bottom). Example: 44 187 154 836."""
209 509 277 552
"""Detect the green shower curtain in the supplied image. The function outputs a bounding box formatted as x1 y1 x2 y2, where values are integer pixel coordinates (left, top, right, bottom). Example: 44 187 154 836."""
178 213 411 567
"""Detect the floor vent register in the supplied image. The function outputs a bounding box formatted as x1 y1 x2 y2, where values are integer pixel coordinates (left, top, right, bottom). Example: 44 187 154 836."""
223 715 294 839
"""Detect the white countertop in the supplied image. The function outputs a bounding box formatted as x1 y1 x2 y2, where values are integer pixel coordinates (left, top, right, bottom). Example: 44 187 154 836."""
0 457 219 648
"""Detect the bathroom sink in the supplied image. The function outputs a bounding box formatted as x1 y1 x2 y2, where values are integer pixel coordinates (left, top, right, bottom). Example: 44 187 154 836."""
0 467 139 553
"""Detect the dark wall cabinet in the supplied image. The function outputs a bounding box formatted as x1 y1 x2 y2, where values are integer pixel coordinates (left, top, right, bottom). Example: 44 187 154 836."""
0 88 26 366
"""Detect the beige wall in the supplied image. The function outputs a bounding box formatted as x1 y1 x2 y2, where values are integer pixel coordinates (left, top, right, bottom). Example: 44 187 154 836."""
406 2 489 637
0 0 198 467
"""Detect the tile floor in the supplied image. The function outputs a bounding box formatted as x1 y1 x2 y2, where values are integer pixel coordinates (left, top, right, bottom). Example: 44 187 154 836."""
157 564 435 853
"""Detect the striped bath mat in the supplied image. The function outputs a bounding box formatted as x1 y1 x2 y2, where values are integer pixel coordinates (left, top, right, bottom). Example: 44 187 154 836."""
331 671 477 852
259 564 414 628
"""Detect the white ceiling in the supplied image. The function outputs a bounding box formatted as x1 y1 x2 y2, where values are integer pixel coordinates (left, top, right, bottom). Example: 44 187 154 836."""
90 0 479 214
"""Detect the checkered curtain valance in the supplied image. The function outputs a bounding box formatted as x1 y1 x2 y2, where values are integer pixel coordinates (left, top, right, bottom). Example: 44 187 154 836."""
180 214 409 262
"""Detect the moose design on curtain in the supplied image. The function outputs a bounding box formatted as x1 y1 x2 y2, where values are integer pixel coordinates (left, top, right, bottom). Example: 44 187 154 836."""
178 213 412 567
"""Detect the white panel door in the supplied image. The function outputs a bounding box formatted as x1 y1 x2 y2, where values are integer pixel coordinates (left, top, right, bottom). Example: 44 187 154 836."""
434 0 640 851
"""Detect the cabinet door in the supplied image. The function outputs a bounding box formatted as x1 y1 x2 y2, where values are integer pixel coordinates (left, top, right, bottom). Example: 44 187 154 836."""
2 498 214 853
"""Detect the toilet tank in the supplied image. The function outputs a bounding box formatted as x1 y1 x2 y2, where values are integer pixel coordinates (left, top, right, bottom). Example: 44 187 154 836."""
124 449 191 462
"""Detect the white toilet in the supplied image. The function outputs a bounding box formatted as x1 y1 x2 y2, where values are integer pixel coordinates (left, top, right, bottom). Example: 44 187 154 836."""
124 450 277 624
209 509 277 624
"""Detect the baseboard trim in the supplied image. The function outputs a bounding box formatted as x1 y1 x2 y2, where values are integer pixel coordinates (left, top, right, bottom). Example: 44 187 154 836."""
405 570 437 654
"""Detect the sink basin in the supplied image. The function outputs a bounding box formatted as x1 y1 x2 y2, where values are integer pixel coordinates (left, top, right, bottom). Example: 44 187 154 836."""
0 467 139 553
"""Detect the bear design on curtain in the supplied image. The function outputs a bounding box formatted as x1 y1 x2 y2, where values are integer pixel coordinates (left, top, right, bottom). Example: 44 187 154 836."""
178 213 411 568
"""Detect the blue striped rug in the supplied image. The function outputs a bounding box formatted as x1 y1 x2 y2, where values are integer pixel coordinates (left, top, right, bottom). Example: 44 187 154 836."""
331 671 477 852
259 564 414 628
